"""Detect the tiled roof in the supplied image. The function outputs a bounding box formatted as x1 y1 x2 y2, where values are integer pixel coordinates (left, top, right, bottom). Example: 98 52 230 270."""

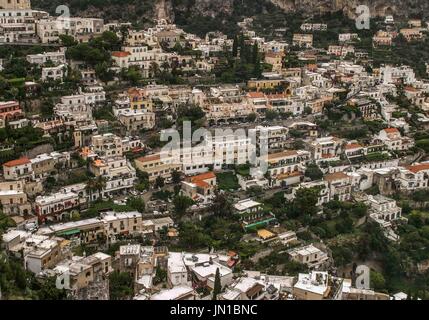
112 51 130 58
268 150 298 160
345 143 362 150
136 154 161 163
324 172 349 182
406 163 429 174
384 128 399 134
3 157 30 167
190 171 216 182
247 92 266 99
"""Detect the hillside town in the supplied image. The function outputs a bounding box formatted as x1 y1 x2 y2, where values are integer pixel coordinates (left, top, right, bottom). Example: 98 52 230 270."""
1 0 429 301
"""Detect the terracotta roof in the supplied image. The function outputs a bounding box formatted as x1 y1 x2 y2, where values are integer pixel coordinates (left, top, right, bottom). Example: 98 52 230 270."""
247 92 266 99
80 146 91 156
321 153 336 159
127 87 144 95
227 250 238 257
404 86 419 92
324 172 349 182
189 172 216 188
93 159 106 167
3 157 30 167
194 180 210 188
227 259 236 268
345 143 362 150
136 154 161 163
384 128 399 134
112 51 130 58
406 163 429 174
267 93 287 99
190 171 216 182
268 150 298 160
277 171 302 180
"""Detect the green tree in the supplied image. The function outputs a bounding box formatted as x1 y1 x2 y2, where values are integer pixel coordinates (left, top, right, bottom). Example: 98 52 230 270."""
36 277 68 300
0 212 16 233
123 67 142 85
246 185 264 197
252 43 259 64
370 270 386 291
232 35 238 57
95 61 114 82
265 109 278 121
212 268 221 300
154 176 165 189
86 176 106 201
171 170 182 184
59 34 77 47
126 197 145 213
304 163 323 181
176 104 206 132
289 187 320 218
246 113 257 122
210 191 233 217
351 203 368 218
173 195 194 216
109 271 133 300
153 265 167 285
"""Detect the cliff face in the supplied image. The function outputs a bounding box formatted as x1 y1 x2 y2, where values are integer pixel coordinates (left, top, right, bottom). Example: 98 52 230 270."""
168 0 429 20
31 0 429 28
270 0 429 18
32 0 157 26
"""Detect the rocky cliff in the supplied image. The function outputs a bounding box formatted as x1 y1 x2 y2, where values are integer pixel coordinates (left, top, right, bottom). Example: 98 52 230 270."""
32 0 429 30
270 0 429 18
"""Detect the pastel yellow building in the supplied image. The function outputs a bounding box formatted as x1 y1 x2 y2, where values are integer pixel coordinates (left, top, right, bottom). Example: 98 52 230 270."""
128 87 154 112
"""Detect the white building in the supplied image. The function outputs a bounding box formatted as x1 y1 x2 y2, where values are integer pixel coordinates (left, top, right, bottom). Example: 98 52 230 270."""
368 195 402 227
380 66 416 85
26 49 66 65
2 157 33 181
167 252 190 288
293 271 343 300
34 190 81 222
42 64 67 82
288 244 329 269
376 128 414 151
54 94 93 121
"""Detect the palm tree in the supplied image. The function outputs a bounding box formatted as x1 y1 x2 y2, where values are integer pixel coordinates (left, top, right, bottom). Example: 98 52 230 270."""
161 61 170 72
85 178 98 202
95 176 107 199
86 176 107 201
119 25 129 45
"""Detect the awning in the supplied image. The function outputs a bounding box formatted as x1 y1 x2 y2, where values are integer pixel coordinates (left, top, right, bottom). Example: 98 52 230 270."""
56 228 81 236
244 217 277 231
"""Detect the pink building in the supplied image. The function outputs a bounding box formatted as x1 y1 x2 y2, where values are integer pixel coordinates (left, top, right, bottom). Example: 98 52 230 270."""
0 101 23 121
